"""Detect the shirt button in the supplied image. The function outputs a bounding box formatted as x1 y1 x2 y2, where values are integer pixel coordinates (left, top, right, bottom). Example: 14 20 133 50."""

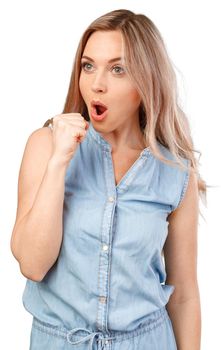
102 244 108 251
99 296 107 303
108 196 115 202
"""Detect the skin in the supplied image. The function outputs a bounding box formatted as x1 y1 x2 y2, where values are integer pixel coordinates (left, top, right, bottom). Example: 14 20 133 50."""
79 30 146 153
165 169 201 349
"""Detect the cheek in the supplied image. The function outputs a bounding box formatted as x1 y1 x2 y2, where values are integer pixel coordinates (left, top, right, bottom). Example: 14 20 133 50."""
118 87 141 109
113 79 141 105
79 74 88 97
129 88 141 104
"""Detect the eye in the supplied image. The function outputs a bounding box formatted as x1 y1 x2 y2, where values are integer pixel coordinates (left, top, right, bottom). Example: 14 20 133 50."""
80 61 125 75
81 62 93 71
112 65 125 74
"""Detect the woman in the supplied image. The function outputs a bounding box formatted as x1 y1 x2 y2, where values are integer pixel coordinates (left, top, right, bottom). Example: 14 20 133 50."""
10 9 205 350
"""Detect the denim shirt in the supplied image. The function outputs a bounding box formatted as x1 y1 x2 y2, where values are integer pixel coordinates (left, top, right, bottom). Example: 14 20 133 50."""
22 121 190 333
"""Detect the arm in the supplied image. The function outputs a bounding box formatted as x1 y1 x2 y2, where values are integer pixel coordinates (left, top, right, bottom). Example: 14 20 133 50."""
10 127 68 281
164 168 201 350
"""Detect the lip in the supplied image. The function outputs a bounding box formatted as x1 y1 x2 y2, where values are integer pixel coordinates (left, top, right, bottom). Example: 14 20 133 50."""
90 99 108 110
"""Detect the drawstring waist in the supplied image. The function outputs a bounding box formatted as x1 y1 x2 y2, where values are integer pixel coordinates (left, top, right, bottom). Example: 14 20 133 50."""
32 306 168 349
67 327 115 349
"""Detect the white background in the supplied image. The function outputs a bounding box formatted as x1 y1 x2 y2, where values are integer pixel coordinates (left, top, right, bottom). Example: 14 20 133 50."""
0 1 220 349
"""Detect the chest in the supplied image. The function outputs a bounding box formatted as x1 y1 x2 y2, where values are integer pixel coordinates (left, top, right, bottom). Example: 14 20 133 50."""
111 150 143 186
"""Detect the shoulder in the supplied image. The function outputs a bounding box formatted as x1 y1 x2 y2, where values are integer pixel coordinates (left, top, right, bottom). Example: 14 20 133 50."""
154 142 191 211
157 142 189 167
28 125 53 141
154 142 190 182
24 126 53 155
19 126 54 180
20 125 53 166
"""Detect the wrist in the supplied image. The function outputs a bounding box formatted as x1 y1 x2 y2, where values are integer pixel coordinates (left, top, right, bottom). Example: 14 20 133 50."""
47 154 70 170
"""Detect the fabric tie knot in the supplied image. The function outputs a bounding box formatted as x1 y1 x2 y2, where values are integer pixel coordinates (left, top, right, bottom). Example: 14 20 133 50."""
67 327 116 349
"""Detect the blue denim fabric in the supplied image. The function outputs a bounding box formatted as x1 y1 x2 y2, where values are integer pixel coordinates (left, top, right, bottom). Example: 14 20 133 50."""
22 121 190 349
29 306 177 349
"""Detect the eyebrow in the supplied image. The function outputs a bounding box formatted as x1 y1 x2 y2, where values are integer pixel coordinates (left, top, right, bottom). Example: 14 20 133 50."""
81 55 124 63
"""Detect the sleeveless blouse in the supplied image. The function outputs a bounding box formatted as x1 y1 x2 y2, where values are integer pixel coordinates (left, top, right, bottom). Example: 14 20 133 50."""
22 121 190 333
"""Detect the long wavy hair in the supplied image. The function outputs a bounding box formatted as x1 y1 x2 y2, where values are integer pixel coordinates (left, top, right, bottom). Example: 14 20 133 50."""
43 9 207 210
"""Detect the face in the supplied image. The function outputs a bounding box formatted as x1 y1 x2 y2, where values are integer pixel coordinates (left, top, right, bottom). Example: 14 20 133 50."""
79 30 141 133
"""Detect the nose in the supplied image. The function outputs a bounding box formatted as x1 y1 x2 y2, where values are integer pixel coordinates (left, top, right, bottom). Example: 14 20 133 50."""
91 71 107 93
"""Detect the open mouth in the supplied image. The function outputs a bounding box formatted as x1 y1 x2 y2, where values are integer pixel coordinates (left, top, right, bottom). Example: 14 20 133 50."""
90 100 108 120
95 104 107 115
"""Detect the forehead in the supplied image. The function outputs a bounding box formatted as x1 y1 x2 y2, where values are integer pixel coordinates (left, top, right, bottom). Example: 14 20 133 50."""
83 30 124 61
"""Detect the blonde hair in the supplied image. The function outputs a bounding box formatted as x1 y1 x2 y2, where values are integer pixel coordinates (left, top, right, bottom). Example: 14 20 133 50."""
43 9 207 211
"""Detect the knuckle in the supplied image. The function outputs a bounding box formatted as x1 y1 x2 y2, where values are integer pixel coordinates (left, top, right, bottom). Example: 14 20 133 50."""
53 115 62 123
52 115 58 122
73 113 82 118
57 119 66 126
81 120 87 127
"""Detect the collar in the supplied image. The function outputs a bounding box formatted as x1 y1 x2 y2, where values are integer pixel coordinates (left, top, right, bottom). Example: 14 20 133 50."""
88 121 111 151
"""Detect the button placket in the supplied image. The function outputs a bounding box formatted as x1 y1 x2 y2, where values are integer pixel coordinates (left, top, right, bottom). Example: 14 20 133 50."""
102 244 109 251
108 196 115 202
95 146 118 333
96 190 116 332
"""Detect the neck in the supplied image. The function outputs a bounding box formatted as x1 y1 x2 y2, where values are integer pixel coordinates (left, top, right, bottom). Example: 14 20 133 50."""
100 122 146 153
